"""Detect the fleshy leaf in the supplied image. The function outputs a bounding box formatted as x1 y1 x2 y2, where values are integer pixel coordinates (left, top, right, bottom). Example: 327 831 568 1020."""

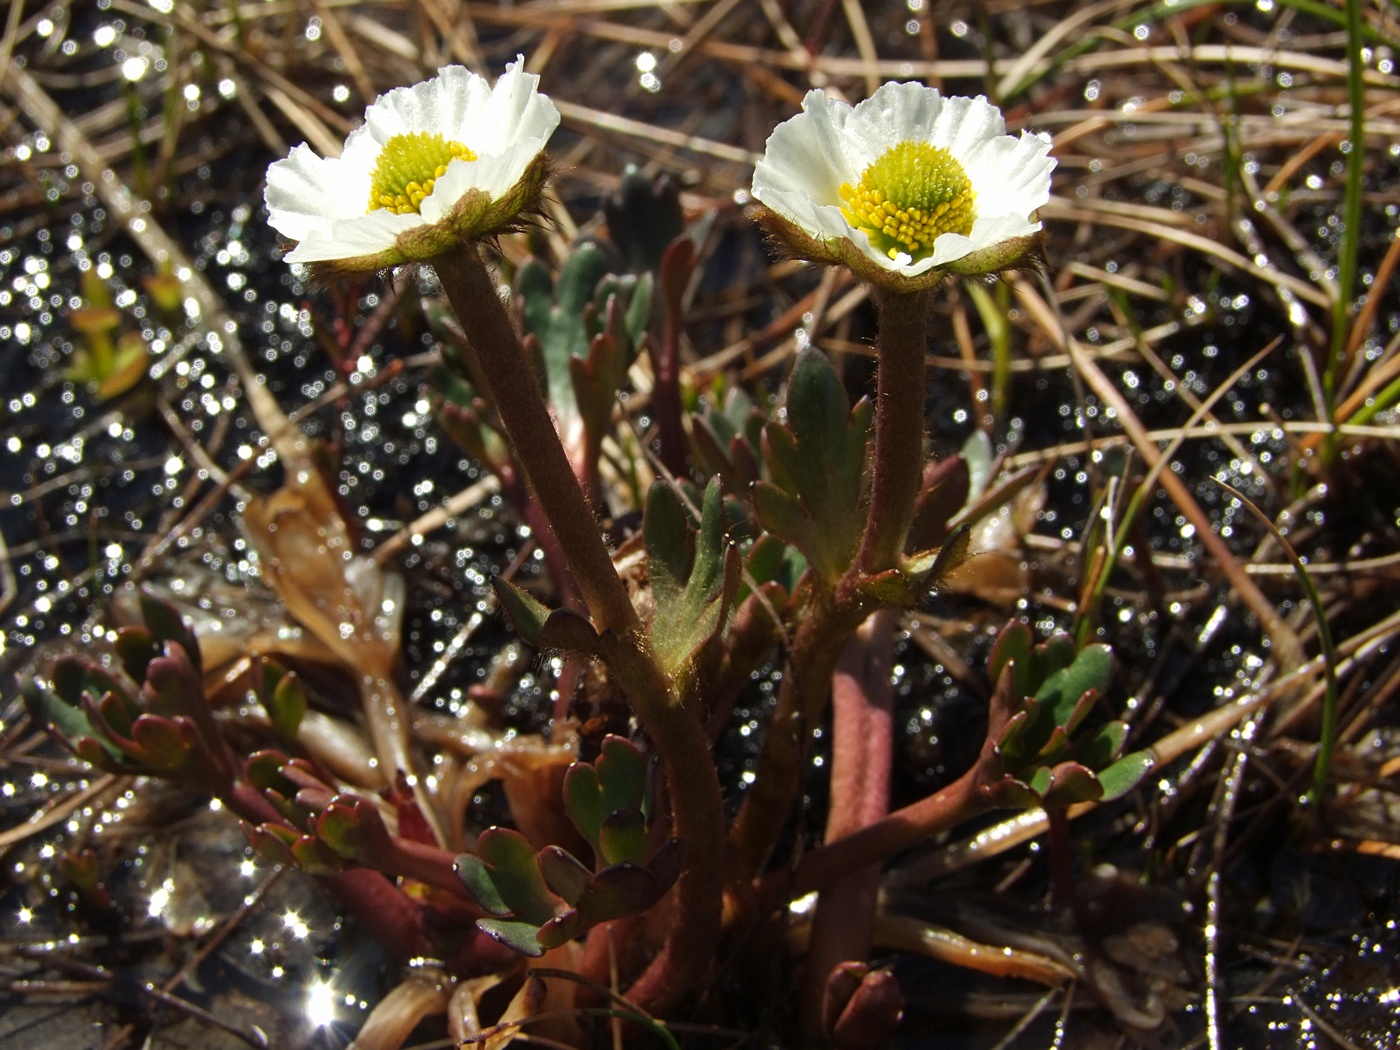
1034 643 1112 730
598 809 647 867
987 621 1034 700
472 828 562 927
1097 751 1154 802
754 348 871 588
477 918 548 957
537 846 592 906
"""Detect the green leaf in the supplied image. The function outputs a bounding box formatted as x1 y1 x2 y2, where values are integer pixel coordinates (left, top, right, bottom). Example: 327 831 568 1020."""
538 846 592 906
315 803 364 859
1074 721 1129 769
599 809 648 867
139 593 203 677
754 348 871 588
455 853 513 917
1097 750 1154 802
518 243 614 426
114 625 159 685
263 664 307 742
646 478 736 677
597 737 647 815
987 621 1033 699
473 828 561 927
477 918 548 957
492 578 552 647
21 675 103 751
563 763 606 853
1033 643 1112 730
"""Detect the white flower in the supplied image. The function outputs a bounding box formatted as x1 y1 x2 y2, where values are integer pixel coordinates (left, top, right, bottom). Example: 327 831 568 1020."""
265 58 560 272
752 82 1054 285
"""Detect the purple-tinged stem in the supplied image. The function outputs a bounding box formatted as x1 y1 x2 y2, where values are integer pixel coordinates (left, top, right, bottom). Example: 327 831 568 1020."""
857 287 933 574
800 609 896 1040
432 248 638 636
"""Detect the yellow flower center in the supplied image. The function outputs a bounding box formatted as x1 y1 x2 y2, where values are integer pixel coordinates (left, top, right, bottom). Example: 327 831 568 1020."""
838 141 976 262
368 132 477 215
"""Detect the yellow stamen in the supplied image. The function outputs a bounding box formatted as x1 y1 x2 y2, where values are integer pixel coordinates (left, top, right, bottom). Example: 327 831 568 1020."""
839 141 976 262
368 132 476 215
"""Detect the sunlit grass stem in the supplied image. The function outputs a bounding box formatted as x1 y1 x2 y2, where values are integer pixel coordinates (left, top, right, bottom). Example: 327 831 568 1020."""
1322 0 1368 464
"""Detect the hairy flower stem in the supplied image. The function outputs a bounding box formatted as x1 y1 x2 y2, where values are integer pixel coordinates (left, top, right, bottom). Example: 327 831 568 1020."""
603 638 726 1015
732 289 932 875
435 245 724 1013
432 247 638 636
858 287 933 573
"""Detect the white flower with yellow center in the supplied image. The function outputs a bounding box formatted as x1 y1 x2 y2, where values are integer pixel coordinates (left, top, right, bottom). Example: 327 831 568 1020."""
265 58 559 275
751 82 1055 288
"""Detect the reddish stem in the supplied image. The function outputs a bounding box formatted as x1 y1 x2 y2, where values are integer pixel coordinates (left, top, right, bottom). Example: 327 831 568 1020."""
431 248 637 636
800 609 896 1039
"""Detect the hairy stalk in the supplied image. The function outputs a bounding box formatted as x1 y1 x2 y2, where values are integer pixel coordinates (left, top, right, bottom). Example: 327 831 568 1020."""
858 287 932 573
604 639 727 1015
434 245 724 1012
431 247 638 636
733 288 931 874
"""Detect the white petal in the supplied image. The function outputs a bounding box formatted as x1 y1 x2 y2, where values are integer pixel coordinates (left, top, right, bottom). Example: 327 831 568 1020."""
752 89 857 219
265 145 369 238
283 210 422 264
843 82 945 168
750 78 1056 276
460 57 560 157
364 65 490 144
962 132 1055 219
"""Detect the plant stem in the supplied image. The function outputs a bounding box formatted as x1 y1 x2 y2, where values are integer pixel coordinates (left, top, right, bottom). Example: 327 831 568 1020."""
729 596 867 874
604 638 726 1015
1323 0 1367 461
435 246 725 1011
779 764 987 902
857 287 932 573
432 247 638 636
800 610 896 1041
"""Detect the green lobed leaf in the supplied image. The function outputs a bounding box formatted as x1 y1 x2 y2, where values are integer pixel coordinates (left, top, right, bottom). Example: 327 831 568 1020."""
1074 721 1129 770
21 675 103 751
563 763 606 854
646 478 736 676
455 853 513 917
139 594 203 677
473 827 562 927
537 846 592 906
754 348 871 588
114 625 159 685
265 664 307 742
987 622 1033 700
1033 643 1112 730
